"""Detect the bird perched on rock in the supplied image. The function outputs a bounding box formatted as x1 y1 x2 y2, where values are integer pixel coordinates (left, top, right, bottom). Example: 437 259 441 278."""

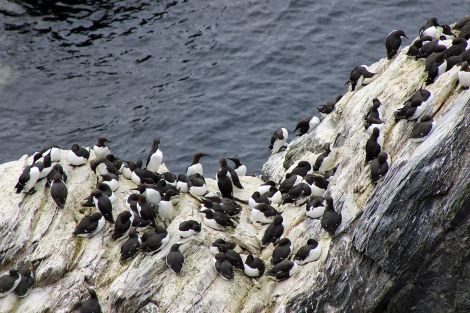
317 95 343 115
92 190 114 223
365 128 382 163
178 220 202 238
370 152 389 183
32 145 61 164
348 65 376 91
410 115 435 142
267 260 299 281
294 239 322 265
68 144 90 166
0 269 21 297
306 196 326 219
214 253 234 280
321 196 342 235
186 152 209 177
262 215 284 247
386 29 408 59
112 211 134 240
74 212 105 238
219 158 243 190
314 143 336 174
458 61 470 88
288 161 313 177
166 243 184 274
200 209 235 231
271 238 292 265
14 267 35 297
15 165 40 194
93 137 111 159
210 239 236 255
419 17 440 38
269 128 288 153
251 203 280 224
46 164 67 187
76 288 102 313
394 88 433 121
120 228 141 262
227 158 247 177
294 116 320 136
217 167 233 198
140 226 169 255
217 246 244 270
365 98 384 133
243 255 265 278
187 173 208 197
279 173 303 194
146 137 163 173
50 173 67 209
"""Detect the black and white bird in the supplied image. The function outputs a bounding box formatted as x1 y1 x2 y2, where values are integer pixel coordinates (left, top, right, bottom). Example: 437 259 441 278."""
217 246 244 270
294 116 320 136
50 173 67 209
365 128 382 163
140 226 169 255
35 153 54 179
166 243 184 274
394 88 433 121
370 152 389 183
130 166 159 185
78 288 102 313
92 190 114 223
217 168 233 198
269 128 288 153
365 98 384 133
410 115 435 142
73 212 105 237
209 239 236 255
261 215 284 247
46 164 67 187
243 255 265 278
14 268 35 297
158 190 177 224
93 137 111 159
214 253 234 280
288 161 313 177
317 95 343 115
444 38 467 59
425 47 447 85
419 17 440 38
386 30 408 59
100 173 119 192
257 181 276 194
112 211 134 240
15 165 40 194
136 195 156 226
314 143 336 174
293 239 322 265
320 196 342 236
200 209 235 231
227 158 247 177
251 203 280 224
306 196 326 219
267 260 299 281
32 145 61 164
120 228 141 262
132 184 162 207
458 61 470 88
90 157 120 178
271 238 292 265
279 173 303 195
82 183 115 205
219 158 243 190
67 144 90 166
176 174 189 193
348 65 376 91
146 137 163 173
202 196 242 216
179 220 202 238
186 153 209 177
248 191 270 209
187 173 208 197
282 181 313 205
0 269 21 297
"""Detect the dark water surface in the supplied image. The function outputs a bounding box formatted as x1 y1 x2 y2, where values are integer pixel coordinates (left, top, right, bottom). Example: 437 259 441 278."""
0 0 464 175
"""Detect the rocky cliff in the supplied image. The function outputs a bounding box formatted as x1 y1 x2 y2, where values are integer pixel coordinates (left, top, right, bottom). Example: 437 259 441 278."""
0 33 469 313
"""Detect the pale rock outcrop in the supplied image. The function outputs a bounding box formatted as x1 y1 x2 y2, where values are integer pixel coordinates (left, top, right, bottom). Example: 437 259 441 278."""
0 33 469 313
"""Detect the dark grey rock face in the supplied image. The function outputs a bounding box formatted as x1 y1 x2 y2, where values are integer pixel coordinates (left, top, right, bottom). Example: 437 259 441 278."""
286 98 469 313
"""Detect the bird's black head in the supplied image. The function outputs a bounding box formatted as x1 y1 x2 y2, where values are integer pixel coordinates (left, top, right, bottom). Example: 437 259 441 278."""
201 209 214 218
219 158 228 168
88 288 98 298
215 252 226 262
372 98 381 109
428 17 439 26
278 238 290 246
273 215 283 224
9 269 19 275
378 152 388 162
90 212 103 221
129 227 138 238
372 127 380 137
453 38 468 46
53 173 62 182
420 114 433 122
170 243 182 251
91 190 103 198
97 137 111 146
461 61 470 71
307 239 318 246
325 196 334 207
71 144 80 152
396 29 408 39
